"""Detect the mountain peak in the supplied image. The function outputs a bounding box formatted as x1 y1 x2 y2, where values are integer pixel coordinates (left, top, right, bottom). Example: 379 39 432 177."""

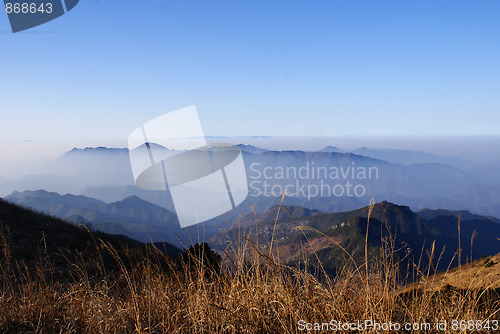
372 200 413 215
111 195 171 213
121 195 144 202
319 146 345 153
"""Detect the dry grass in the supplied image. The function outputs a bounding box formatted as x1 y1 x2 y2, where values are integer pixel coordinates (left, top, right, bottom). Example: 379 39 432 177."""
0 206 499 333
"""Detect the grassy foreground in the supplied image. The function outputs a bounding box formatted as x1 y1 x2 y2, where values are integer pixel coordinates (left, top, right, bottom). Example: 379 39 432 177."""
0 215 499 333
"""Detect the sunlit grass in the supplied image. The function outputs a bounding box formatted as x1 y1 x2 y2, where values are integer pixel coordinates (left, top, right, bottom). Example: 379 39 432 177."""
0 202 499 333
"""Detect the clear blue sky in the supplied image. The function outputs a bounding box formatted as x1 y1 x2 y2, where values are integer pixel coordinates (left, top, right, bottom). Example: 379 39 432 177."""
1 0 499 142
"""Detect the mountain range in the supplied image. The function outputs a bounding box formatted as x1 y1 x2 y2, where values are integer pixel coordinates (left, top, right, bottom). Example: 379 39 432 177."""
1 144 500 220
4 190 206 247
210 201 500 276
4 185 500 277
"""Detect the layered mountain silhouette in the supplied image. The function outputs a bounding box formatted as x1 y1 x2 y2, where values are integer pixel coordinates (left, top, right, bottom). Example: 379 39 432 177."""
1 144 500 220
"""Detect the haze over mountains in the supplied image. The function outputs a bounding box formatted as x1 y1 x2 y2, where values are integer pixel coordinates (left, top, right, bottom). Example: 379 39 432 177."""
1 144 499 219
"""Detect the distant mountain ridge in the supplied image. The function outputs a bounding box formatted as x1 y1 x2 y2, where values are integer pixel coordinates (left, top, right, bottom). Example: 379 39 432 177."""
416 208 500 224
63 146 129 156
351 147 477 169
59 145 478 169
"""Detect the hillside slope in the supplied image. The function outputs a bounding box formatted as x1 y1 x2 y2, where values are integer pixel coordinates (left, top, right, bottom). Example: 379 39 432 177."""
0 198 181 276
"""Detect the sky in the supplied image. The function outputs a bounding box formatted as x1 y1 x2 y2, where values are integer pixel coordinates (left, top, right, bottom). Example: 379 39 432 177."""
0 0 499 157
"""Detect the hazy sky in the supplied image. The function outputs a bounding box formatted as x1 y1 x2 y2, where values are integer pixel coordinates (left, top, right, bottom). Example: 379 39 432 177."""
1 0 499 143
